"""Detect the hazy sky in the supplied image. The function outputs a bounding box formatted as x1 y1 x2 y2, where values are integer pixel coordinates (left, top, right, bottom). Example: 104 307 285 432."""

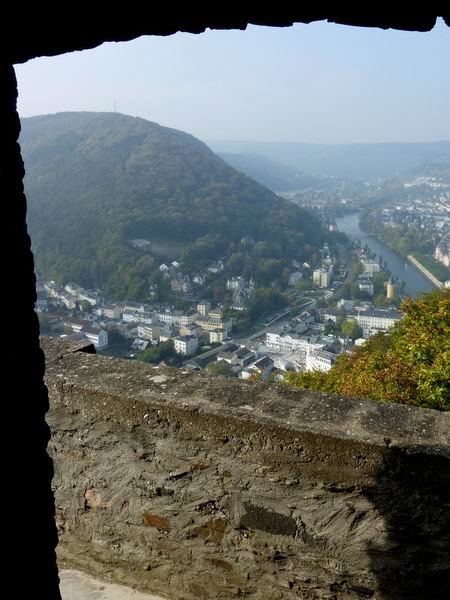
15 18 450 145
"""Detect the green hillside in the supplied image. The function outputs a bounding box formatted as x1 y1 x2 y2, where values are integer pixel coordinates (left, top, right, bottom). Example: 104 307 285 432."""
21 112 324 300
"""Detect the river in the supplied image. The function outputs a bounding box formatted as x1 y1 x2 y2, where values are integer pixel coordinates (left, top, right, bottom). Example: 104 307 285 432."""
335 212 435 297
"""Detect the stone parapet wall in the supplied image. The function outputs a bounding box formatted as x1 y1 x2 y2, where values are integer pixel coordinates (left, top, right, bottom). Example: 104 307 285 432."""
42 338 450 600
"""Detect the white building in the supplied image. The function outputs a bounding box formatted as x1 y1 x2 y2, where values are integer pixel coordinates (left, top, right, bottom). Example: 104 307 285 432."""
313 268 332 288
137 324 160 341
64 283 100 306
348 308 402 338
98 304 122 320
174 335 198 356
195 313 232 334
122 301 148 313
59 292 78 309
80 324 108 349
131 338 150 351
361 259 380 274
63 318 85 333
209 329 228 343
306 350 336 373
193 273 207 286
337 299 354 311
78 289 101 306
122 309 153 324
357 275 374 296
179 310 199 327
64 282 81 296
226 276 246 291
265 332 325 355
209 308 223 319
154 309 198 327
271 353 306 373
240 356 274 381
217 346 256 368
197 301 211 316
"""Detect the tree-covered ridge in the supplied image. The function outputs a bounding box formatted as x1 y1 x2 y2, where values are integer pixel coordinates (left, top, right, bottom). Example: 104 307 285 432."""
286 289 450 411
22 112 323 300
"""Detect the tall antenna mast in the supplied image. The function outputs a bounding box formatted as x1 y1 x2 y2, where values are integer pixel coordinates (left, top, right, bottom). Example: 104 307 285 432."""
114 99 117 113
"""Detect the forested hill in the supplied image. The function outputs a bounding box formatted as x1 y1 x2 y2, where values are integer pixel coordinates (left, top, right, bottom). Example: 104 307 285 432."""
21 112 323 300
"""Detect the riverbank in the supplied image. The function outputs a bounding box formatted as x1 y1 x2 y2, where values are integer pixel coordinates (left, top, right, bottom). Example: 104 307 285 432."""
335 213 435 297
407 255 444 289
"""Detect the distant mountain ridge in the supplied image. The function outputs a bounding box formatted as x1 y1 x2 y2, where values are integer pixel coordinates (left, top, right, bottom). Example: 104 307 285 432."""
21 112 323 300
217 152 322 192
209 140 450 180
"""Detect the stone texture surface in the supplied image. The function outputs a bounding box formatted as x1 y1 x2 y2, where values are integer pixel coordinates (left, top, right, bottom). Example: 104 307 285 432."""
43 339 450 600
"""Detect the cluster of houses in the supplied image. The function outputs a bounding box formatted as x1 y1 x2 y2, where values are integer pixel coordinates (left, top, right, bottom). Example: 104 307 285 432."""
240 298 404 379
185 307 343 380
144 297 401 378
375 191 450 251
159 259 225 294
38 281 101 311
323 302 402 339
254 308 342 375
37 280 234 356
184 341 277 380
312 243 385 295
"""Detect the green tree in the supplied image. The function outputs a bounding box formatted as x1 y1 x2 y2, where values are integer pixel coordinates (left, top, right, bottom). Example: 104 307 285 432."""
294 279 311 293
324 320 337 335
206 360 236 377
340 318 362 339
80 300 92 313
106 327 127 345
138 339 175 364
247 287 289 322
226 253 246 276
351 258 364 278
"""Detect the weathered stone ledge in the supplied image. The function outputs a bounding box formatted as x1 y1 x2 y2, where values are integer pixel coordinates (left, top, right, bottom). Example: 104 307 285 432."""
42 338 450 600
42 338 449 447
